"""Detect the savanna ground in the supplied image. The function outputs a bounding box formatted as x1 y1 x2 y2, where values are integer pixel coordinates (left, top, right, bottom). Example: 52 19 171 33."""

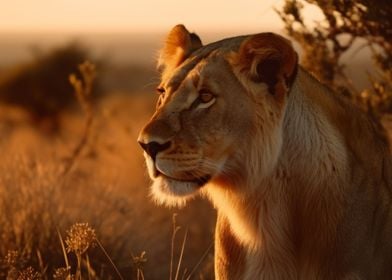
0 42 216 279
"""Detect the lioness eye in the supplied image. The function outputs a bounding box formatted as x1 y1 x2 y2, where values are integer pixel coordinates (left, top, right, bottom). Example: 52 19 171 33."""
156 87 165 95
199 90 214 103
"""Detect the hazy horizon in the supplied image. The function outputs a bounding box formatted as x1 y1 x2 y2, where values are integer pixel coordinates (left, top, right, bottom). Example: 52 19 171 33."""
0 0 291 33
0 28 285 67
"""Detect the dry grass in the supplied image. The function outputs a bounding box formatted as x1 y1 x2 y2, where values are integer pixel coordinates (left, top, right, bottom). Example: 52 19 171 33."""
0 91 215 279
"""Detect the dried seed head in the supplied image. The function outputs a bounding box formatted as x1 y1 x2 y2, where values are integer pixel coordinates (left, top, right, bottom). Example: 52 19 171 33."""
53 267 73 280
65 223 96 255
17 266 41 280
4 250 19 267
132 251 147 270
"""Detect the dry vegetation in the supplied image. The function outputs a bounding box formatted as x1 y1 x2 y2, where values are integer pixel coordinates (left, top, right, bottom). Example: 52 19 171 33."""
0 53 215 279
278 0 391 117
2 4 390 276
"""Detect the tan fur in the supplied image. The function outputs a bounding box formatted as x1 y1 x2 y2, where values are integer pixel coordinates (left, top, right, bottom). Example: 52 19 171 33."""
138 26 392 279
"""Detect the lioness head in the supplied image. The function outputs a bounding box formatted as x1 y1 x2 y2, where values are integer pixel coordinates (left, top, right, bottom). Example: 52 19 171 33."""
138 25 298 206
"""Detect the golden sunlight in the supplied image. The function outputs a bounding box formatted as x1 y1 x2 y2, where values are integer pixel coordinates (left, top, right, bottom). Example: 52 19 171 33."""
0 0 288 33
1 0 384 278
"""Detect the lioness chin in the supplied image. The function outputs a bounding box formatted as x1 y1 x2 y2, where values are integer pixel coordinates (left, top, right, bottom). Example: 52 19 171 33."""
138 25 392 279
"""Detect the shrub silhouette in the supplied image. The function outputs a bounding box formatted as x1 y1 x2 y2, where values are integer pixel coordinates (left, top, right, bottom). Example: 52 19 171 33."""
0 43 100 128
277 0 391 117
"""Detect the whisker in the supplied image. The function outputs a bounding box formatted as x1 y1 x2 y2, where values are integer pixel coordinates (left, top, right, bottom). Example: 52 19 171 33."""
140 75 161 89
200 159 225 173
189 168 206 179
142 80 159 90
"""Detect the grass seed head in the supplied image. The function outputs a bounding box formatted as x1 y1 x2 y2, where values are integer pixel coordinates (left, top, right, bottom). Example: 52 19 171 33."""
65 223 96 255
53 267 73 280
16 266 41 280
132 251 147 270
3 250 19 267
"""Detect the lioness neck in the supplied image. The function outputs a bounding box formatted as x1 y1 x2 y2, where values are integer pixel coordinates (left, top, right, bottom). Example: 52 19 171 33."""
207 68 350 277
282 67 349 190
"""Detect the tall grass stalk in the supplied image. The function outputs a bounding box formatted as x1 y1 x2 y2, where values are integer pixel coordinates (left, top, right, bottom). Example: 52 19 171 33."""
174 229 188 280
62 61 96 176
170 214 181 280
185 241 214 280
86 254 93 280
95 238 124 280
57 228 70 277
36 249 47 280
131 251 147 280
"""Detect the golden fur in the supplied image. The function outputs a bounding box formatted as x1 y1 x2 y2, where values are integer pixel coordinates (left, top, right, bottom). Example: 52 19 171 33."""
138 25 392 279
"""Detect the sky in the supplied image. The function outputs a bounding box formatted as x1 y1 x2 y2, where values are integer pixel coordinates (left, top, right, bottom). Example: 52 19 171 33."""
0 0 289 33
0 1 370 90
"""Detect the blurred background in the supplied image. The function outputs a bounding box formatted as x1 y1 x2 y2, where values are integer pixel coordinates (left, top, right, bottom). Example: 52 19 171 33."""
0 0 390 279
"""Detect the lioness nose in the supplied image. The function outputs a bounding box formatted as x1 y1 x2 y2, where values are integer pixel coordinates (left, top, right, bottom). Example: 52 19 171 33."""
138 141 171 161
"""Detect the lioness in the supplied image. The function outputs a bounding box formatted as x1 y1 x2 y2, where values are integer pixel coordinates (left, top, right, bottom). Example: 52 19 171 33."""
138 25 392 279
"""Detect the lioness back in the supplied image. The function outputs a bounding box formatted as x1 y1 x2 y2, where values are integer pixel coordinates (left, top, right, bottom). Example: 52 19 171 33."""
138 25 392 279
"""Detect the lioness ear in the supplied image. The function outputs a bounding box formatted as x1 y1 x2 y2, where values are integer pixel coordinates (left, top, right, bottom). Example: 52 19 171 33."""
231 33 298 98
158 24 202 72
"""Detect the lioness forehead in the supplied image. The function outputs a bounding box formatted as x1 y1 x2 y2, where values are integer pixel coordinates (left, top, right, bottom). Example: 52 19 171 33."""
162 35 248 92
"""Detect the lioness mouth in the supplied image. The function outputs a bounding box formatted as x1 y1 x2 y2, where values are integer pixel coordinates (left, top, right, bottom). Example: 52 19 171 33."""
157 171 211 187
193 175 211 186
